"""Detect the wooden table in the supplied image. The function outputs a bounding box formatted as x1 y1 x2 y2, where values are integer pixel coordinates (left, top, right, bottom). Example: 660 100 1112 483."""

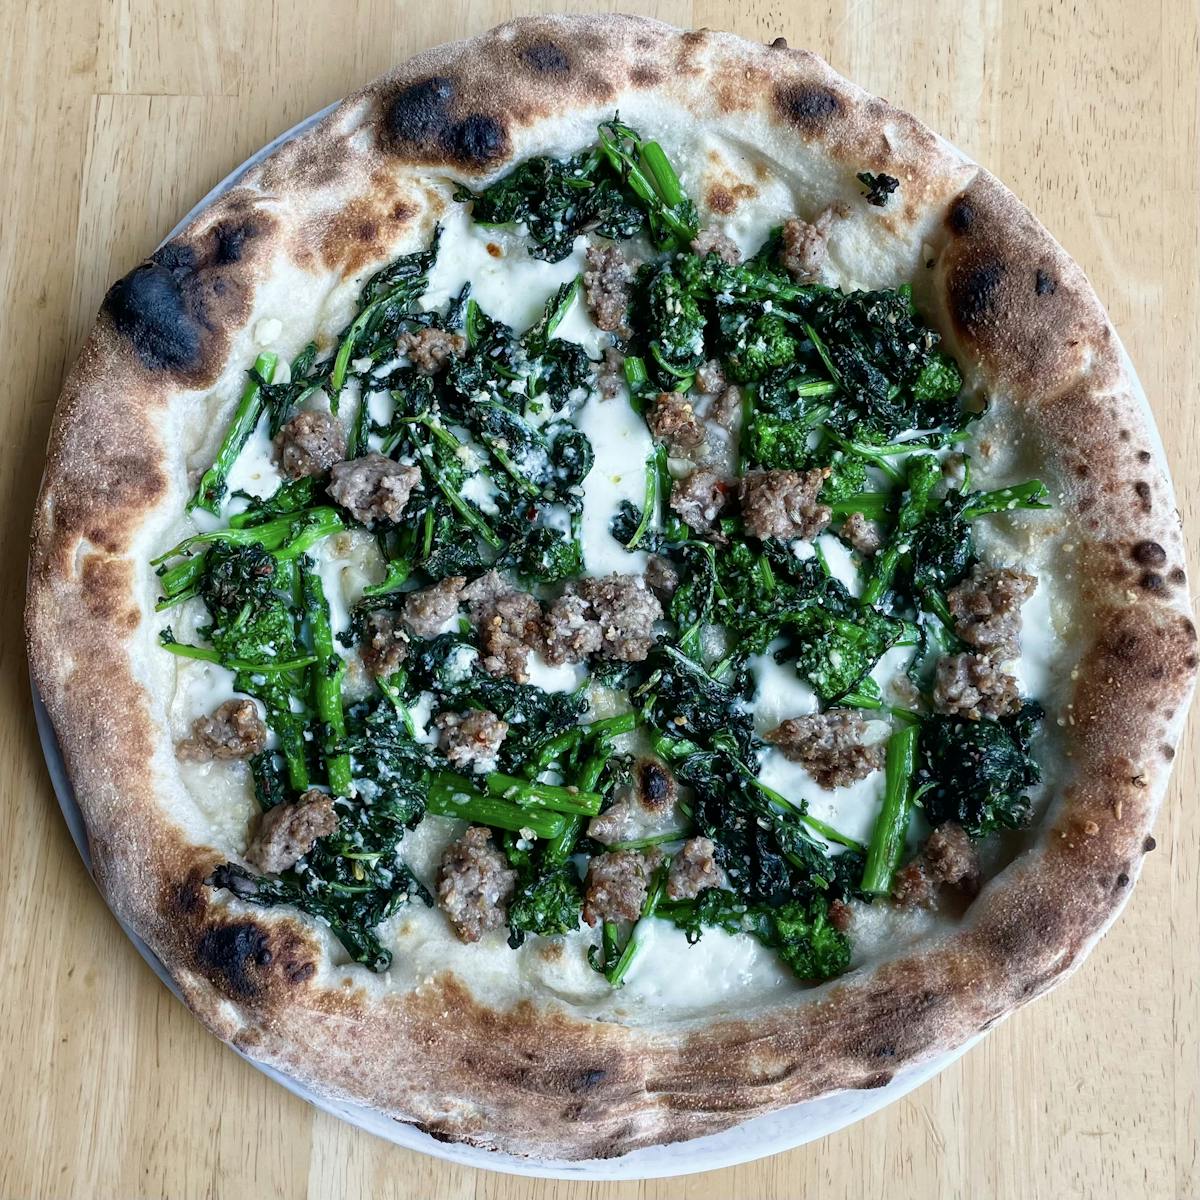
2 1 1196 1196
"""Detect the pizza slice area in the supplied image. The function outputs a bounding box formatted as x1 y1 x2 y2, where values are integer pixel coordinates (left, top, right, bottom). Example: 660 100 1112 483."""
149 115 1057 1014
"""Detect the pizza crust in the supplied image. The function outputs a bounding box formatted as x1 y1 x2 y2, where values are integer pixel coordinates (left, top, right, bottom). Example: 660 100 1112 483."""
26 14 1196 1160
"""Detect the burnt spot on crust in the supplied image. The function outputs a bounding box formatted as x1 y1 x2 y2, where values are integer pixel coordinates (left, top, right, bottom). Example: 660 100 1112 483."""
102 200 274 384
1035 268 1058 295
947 197 975 235
1131 539 1167 567
195 921 273 1001
1115 871 1130 889
567 1067 607 1092
770 36 789 49
380 76 510 170
1133 480 1152 511
950 262 1005 327
520 39 570 73
104 260 202 373
1144 835 1158 852
774 81 841 130
1170 567 1187 585
1140 572 1165 592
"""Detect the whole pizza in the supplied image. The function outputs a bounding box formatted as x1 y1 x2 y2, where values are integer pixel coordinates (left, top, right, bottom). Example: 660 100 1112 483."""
26 14 1197 1160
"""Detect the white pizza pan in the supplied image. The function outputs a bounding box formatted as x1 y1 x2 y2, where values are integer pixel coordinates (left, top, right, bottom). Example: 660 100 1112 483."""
30 88 1164 1180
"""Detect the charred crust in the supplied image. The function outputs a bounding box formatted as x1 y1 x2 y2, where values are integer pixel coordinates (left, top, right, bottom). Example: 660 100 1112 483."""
949 261 1005 328
1139 572 1165 592
1144 835 1158 852
1115 872 1130 888
773 81 841 129
947 196 975 234
1035 268 1058 295
380 76 510 169
520 39 570 73
1134 480 1152 510
1131 539 1167 567
102 206 272 384
195 921 274 1001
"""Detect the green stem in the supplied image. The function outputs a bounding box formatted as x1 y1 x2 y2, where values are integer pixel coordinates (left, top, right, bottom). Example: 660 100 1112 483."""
188 353 278 515
416 449 504 550
302 566 352 797
480 772 603 816
861 724 921 895
606 862 670 987
159 636 316 675
426 776 566 838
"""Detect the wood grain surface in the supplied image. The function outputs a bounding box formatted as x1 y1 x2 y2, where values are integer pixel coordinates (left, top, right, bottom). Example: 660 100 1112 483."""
2 1 1197 1196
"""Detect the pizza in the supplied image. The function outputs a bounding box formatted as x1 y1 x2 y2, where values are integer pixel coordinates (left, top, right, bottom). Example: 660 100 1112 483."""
26 15 1197 1161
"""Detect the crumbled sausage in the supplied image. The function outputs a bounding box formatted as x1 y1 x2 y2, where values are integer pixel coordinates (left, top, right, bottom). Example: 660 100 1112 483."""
400 575 466 638
666 837 724 900
891 860 936 909
670 468 732 533
462 571 543 682
360 611 409 678
544 575 662 664
274 410 346 480
690 227 741 264
644 555 680 600
841 511 882 556
542 592 604 665
893 821 980 909
739 468 832 541
178 699 267 761
327 453 421 527
932 652 1021 720
246 789 338 874
827 898 853 933
396 327 466 374
923 822 980 892
946 564 1037 660
694 358 727 395
583 850 658 925
778 209 838 281
435 709 509 772
765 709 885 789
437 826 517 942
646 392 707 456
595 347 626 401
583 243 633 334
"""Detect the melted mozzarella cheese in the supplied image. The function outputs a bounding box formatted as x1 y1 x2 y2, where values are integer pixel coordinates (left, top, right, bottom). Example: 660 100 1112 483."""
575 386 653 576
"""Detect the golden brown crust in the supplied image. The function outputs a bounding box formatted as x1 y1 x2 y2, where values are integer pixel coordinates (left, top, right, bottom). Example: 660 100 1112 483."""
26 14 1196 1160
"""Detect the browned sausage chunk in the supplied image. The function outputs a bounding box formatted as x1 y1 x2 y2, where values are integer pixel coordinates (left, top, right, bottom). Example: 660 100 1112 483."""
932 652 1021 720
646 392 707 456
670 468 732 533
690 227 741 264
435 709 509 772
595 347 626 401
327 453 421 527
178 699 267 761
462 571 544 682
437 826 518 943
666 837 724 900
583 243 633 334
778 209 838 281
765 709 885 789
396 327 466 374
892 821 980 909
841 511 882 556
582 850 659 926
400 575 466 639
739 468 832 541
246 789 339 874
946 564 1037 660
274 410 347 480
360 611 409 678
543 575 662 665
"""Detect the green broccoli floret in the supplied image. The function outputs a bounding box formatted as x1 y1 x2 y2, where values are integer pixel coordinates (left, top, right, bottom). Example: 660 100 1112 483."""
720 310 800 382
772 897 852 980
506 862 583 947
